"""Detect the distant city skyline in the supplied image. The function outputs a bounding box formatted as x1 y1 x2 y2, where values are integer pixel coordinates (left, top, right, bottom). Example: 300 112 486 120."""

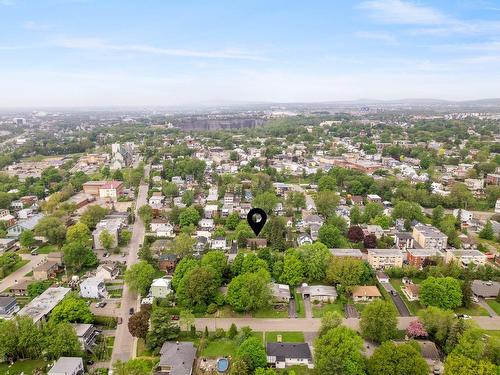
1 0 500 107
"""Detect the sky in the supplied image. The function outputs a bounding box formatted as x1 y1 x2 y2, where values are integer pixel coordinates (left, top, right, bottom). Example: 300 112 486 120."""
1 0 500 107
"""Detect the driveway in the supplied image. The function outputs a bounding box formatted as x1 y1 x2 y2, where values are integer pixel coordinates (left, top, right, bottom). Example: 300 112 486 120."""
288 298 298 318
379 282 411 317
345 304 360 318
479 298 498 317
303 296 313 318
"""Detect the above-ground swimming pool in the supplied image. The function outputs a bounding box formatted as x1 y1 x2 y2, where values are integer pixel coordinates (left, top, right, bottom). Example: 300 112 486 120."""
217 358 229 372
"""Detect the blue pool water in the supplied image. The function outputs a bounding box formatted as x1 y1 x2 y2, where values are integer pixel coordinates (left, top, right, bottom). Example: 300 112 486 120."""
217 358 229 372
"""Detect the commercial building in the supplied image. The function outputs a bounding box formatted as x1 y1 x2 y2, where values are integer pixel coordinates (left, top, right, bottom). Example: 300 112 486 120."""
18 287 71 324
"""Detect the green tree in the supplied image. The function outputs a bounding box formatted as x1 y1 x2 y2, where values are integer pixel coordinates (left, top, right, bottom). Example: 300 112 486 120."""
420 277 462 310
42 321 82 360
227 270 271 312
319 311 342 337
318 175 337 191
66 222 92 246
432 205 445 227
279 251 305 286
350 206 362 225
391 201 424 222
444 354 497 375
179 206 201 227
286 191 306 211
232 221 253 247
27 280 52 299
314 325 366 375
124 261 156 295
237 337 267 371
176 265 220 310
298 242 332 282
318 224 347 248
50 296 93 323
362 202 384 223
225 212 241 230
179 309 195 331
145 307 180 350
62 241 94 271
253 192 279 214
19 229 35 249
138 205 153 227
255 368 277 375
99 229 115 251
119 229 132 246
418 307 455 346
172 257 199 290
80 205 109 230
315 190 340 219
113 358 154 375
479 221 495 240
262 216 287 251
360 300 398 343
34 215 67 245
367 341 428 375
326 257 370 293
171 232 196 257
201 250 227 283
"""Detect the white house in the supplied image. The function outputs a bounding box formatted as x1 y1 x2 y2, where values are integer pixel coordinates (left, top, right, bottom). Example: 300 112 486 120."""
266 343 313 369
151 219 174 237
95 263 119 281
212 237 227 250
150 278 172 299
79 277 108 299
199 218 215 231
48 357 84 375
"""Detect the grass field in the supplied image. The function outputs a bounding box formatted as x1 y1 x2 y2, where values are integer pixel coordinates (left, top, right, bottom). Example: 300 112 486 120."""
486 300 500 315
0 359 48 374
485 330 500 338
37 245 58 254
294 291 306 318
266 331 305 343
455 304 490 316
312 300 344 318
201 332 263 358
277 365 314 374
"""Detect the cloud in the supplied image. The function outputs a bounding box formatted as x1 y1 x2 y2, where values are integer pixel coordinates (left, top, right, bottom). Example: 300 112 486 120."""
51 36 269 61
22 21 52 30
359 0 446 25
354 30 398 44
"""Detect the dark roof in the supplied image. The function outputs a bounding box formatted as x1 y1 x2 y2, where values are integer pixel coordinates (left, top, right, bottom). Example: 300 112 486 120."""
159 253 177 261
395 232 413 239
0 296 16 308
266 343 312 360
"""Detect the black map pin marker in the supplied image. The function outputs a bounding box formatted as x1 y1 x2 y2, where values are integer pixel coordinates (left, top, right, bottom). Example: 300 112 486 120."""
247 207 267 236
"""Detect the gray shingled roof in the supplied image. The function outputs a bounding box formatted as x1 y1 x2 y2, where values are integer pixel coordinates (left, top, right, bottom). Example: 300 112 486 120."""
266 343 312 361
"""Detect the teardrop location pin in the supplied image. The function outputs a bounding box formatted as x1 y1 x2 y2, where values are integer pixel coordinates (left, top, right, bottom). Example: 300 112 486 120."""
247 207 267 236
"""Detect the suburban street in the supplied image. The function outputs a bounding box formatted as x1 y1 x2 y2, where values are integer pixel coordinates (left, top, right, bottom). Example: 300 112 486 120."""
110 165 149 365
0 253 46 293
195 316 500 332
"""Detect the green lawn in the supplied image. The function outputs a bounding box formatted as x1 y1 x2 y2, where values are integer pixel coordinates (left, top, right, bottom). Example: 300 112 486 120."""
455 304 490 316
108 289 123 298
277 365 314 374
37 245 58 254
486 300 500 315
266 331 305 343
253 305 289 318
312 300 344 318
294 291 306 318
0 359 48 374
201 338 239 357
485 331 500 338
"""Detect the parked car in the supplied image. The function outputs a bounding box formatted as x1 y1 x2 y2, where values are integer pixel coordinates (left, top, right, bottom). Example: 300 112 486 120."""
129 308 134 315
456 314 471 320
472 295 479 303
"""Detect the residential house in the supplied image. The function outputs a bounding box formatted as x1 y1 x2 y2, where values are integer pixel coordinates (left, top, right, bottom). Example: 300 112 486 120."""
352 285 382 302
0 238 17 253
10 279 29 296
212 237 227 250
413 224 448 250
99 181 124 201
402 284 420 301
79 277 108 299
297 234 313 246
95 263 120 281
7 213 44 238
471 280 499 298
0 296 20 317
149 193 165 207
300 285 337 303
367 249 404 270
464 178 484 191
247 238 268 249
375 271 390 283
270 283 291 304
364 224 385 239
486 173 500 186
367 194 382 203
151 218 174 237
0 209 16 227
266 343 314 369
150 277 172 299
453 209 473 223
158 253 178 273
48 357 84 375
156 341 196 375
204 204 218 218
18 287 71 324
33 261 60 280
407 248 445 268
71 323 101 352
199 218 215 231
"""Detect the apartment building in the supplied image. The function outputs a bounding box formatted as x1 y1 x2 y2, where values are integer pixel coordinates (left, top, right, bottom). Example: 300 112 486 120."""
367 249 404 270
412 224 448 250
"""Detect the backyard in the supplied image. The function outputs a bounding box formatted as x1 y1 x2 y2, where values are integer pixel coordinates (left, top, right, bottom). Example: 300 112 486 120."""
0 359 48 375
312 300 344 318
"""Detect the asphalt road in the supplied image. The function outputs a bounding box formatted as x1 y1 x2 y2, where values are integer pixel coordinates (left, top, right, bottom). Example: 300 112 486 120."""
0 254 46 293
195 316 500 332
110 166 149 365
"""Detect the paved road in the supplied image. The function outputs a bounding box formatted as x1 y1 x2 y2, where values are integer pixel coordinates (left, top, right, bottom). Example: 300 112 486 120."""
110 165 149 365
0 254 46 293
379 282 411 317
303 296 313 318
195 316 500 332
479 298 498 317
